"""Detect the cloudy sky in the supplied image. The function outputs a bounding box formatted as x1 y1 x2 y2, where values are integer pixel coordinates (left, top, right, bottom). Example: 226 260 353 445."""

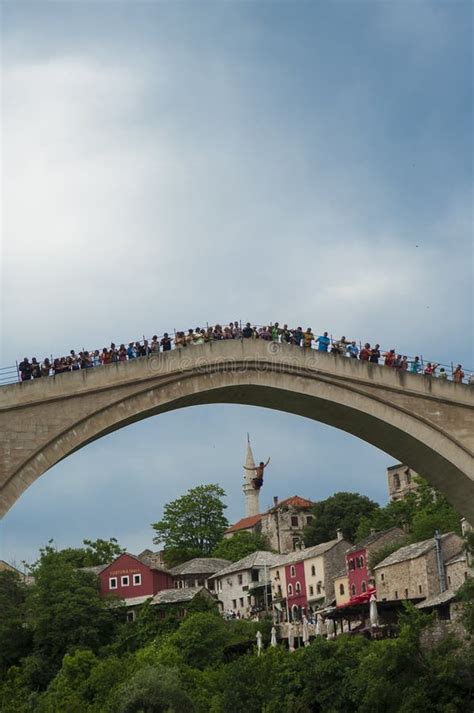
1 0 472 566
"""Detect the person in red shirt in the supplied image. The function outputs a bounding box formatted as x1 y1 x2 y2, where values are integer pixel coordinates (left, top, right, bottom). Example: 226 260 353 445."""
384 350 396 367
359 343 371 361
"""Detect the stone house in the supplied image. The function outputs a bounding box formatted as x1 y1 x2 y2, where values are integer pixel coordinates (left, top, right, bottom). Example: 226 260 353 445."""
225 495 315 555
209 551 281 618
387 463 419 502
445 551 473 591
151 587 216 620
169 557 230 593
374 533 464 602
346 527 406 600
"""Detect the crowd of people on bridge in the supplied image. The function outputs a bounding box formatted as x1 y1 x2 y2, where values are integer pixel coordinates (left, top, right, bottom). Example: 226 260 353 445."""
16 321 470 385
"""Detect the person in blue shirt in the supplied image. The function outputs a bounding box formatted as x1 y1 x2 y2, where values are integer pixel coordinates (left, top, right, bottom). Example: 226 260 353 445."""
346 341 359 358
316 332 330 352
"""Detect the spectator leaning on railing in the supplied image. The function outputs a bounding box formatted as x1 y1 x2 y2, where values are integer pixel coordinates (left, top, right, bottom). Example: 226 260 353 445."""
13 321 470 385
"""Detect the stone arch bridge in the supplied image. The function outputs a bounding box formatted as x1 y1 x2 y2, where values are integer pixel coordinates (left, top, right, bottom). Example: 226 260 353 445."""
1 340 473 520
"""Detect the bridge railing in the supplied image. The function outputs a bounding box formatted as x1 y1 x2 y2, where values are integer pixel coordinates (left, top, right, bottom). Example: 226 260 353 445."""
1 322 473 386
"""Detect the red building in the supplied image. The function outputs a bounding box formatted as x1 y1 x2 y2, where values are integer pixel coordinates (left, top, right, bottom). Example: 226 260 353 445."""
285 559 307 618
346 528 405 601
99 553 172 602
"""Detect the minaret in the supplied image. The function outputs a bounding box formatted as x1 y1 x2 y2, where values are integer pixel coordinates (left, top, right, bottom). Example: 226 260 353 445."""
243 434 260 517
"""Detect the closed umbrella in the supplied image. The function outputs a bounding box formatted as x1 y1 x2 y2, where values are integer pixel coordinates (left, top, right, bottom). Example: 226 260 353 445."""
302 615 310 647
370 594 379 628
326 617 335 640
270 626 277 647
287 622 295 652
315 613 324 637
256 630 263 655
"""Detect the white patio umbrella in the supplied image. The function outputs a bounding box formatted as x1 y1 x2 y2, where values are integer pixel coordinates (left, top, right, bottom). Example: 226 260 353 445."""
270 626 277 647
326 617 336 640
370 594 379 628
287 622 295 652
315 613 324 637
302 615 310 647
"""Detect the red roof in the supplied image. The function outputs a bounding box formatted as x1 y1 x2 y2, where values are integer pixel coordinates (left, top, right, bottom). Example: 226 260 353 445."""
225 514 263 534
267 495 314 512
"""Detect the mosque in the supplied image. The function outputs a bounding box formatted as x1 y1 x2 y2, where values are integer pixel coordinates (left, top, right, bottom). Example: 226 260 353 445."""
224 436 315 555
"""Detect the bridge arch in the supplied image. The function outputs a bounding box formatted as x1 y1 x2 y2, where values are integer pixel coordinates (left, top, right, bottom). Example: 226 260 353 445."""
1 340 473 520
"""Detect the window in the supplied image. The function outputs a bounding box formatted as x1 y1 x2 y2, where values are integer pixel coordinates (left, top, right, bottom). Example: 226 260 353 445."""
275 570 280 580
247 596 251 604
126 611 135 623
290 565 296 578
418 584 423 594
208 580 215 591
133 574 141 586
306 516 313 525
359 555 364 567
361 581 367 593
339 583 345 596
311 565 316 576
292 537 300 551
447 576 451 586
348 559 355 570
380 573 385 581
277 585 282 597
295 582 301 594
317 583 322 594
232 599 237 608
395 591 398 599
394 473 401 490
309 585 314 596
251 569 259 582
288 584 293 596
197 578 204 587
109 577 118 589
404 588 409 599
239 598 244 607
406 470 411 484
351 584 356 596
121 576 129 587
291 515 299 527
238 574 243 585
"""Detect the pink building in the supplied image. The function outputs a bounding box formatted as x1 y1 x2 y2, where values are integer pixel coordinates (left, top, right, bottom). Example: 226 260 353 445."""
346 528 405 601
285 559 307 617
99 553 173 603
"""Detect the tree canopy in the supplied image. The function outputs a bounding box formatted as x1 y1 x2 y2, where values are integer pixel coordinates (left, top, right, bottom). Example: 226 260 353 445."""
304 491 379 546
355 478 461 544
213 531 272 562
152 484 229 565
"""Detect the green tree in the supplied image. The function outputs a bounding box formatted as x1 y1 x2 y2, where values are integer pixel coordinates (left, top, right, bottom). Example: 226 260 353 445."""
25 544 118 688
117 666 194 713
52 537 125 568
0 570 31 675
304 492 379 546
152 485 229 565
213 531 272 561
169 611 230 669
355 478 461 544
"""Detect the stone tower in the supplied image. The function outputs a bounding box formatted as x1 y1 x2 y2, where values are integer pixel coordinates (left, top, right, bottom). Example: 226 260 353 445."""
243 434 260 517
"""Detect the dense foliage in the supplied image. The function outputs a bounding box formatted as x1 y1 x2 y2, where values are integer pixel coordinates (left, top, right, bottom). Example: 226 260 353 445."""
355 478 461 544
1 537 473 712
304 492 379 545
213 531 272 561
152 485 229 565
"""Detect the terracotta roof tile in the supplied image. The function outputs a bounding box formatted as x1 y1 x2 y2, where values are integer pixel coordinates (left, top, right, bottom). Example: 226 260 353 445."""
225 514 263 533
267 495 314 512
